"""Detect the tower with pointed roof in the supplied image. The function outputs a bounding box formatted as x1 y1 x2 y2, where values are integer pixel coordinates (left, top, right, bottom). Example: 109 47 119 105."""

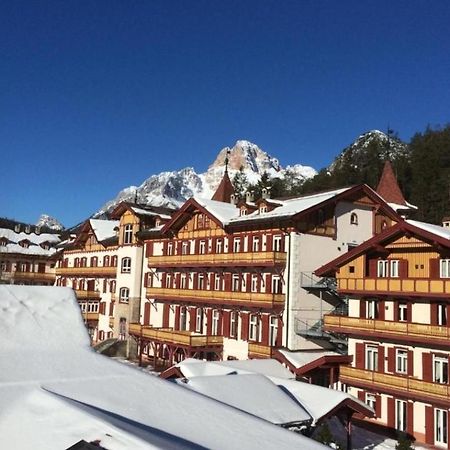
211 150 235 203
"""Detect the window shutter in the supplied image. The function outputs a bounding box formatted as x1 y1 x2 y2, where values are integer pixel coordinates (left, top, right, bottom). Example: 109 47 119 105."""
399 259 409 278
393 301 399 322
109 302 114 317
162 304 170 328
241 313 249 341
422 353 432 382
276 317 283 347
430 258 440 279
355 343 365 369
261 315 269 346
407 402 414 435
357 390 365 401
375 395 382 418
266 235 273 252
206 309 212 335
224 273 231 291
189 308 196 331
218 310 223 335
425 405 434 444
387 347 396 373
174 306 180 330
378 300 385 320
408 350 414 376
265 274 271 294
369 259 377 277
378 345 385 373
143 302 151 325
360 300 366 318
99 302 106 315
387 397 395 428
430 303 438 325
222 311 230 338
145 242 153 258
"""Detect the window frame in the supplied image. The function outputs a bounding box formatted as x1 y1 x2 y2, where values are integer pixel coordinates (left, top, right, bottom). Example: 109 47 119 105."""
123 224 133 245
121 257 132 273
119 287 130 303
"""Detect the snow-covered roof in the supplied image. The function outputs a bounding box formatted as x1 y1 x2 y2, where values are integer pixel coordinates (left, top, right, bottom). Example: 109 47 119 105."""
193 196 241 224
278 349 342 369
0 227 60 256
89 219 119 242
0 286 323 450
131 206 171 220
387 201 418 212
176 374 311 425
407 219 450 241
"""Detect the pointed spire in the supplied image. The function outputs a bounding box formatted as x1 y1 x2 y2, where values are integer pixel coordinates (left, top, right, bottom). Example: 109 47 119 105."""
212 151 235 203
376 161 407 206
224 149 230 174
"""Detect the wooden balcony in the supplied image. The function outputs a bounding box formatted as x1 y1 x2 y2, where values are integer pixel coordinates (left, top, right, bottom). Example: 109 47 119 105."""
81 312 99 321
324 315 450 346
337 276 450 297
146 287 284 308
75 289 101 299
248 343 275 358
11 271 55 282
56 266 116 277
129 324 223 348
148 251 286 268
340 366 450 405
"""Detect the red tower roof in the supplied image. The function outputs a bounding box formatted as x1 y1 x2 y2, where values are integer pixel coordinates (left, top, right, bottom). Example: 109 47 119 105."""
211 170 235 203
376 161 407 206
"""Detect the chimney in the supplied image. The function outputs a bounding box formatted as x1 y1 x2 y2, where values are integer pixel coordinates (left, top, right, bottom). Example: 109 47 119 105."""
230 193 237 205
245 191 254 203
261 187 271 200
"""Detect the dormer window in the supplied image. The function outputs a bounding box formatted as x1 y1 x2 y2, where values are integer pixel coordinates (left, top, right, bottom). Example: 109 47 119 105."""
155 218 161 227
19 240 30 248
40 243 50 250
259 205 267 214
350 213 358 225
25 225 31 234
0 238 7 247
240 208 247 216
14 224 20 233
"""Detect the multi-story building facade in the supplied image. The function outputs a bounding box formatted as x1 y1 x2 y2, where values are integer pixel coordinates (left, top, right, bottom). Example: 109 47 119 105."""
0 219 61 286
316 219 450 447
130 169 402 379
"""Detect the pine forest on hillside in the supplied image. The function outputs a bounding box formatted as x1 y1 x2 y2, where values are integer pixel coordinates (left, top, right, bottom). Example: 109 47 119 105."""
234 125 450 225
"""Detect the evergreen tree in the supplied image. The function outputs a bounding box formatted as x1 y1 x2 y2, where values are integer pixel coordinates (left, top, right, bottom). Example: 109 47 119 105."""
232 166 249 200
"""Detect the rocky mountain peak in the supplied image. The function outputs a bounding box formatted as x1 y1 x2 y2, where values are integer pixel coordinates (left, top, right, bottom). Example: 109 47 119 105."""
36 214 64 231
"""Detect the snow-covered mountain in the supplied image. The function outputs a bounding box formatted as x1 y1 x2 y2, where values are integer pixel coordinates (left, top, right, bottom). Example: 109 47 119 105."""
36 214 64 231
95 140 317 217
329 130 408 172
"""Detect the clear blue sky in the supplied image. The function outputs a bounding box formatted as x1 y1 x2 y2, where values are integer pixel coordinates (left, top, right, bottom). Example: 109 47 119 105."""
2 0 449 227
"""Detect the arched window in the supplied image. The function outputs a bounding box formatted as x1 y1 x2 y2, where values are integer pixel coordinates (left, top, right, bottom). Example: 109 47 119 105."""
74 257 80 268
90 256 98 267
81 257 87 267
121 257 132 273
119 287 129 303
103 255 110 267
111 255 118 267
110 280 116 293
350 213 358 225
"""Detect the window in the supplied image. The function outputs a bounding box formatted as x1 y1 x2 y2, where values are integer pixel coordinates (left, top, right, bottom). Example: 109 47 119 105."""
365 393 376 410
180 274 187 289
350 213 358 225
166 273 172 289
437 303 447 326
119 287 129 303
230 311 238 338
396 349 408 374
271 276 282 294
252 236 260 252
249 314 260 341
377 260 399 278
269 316 278 346
111 255 117 267
196 308 203 333
365 345 378 371
110 280 116 293
259 205 267 214
198 273 205 290
103 255 110 267
251 274 258 293
199 240 206 255
121 257 131 273
232 274 240 292
216 239 223 253
390 260 399 278
180 307 187 331
240 208 247 216
273 235 282 252
233 238 241 253
435 408 448 445
214 274 222 291
123 224 133 244
395 399 407 432
0 239 7 247
366 300 378 319
198 214 204 229
87 301 99 313
119 317 127 340
398 302 408 322
212 310 220 335
90 256 98 267
182 241 189 255
167 242 173 256
440 259 450 278
433 356 449 384
81 257 87 268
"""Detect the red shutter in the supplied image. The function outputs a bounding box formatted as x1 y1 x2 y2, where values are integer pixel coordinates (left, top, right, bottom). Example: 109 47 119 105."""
222 311 230 338
109 301 114 316
241 313 249 341
206 309 212 335
425 406 434 444
375 395 382 418
99 302 106 315
143 302 151 325
407 402 414 435
189 308 196 331
261 315 269 346
430 258 440 279
369 259 377 277
387 397 395 428
276 317 283 346
174 306 180 330
408 350 414 377
393 301 399 322
145 241 153 257
355 343 365 369
357 390 365 401
378 300 385 320
265 274 271 293
388 347 396 373
162 304 170 328
431 303 438 325
378 345 385 373
266 235 273 251
218 310 223 335
423 353 433 382
360 300 366 318
246 273 251 292
399 259 409 279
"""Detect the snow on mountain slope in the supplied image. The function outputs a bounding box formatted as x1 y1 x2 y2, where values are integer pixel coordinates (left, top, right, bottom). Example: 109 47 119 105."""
95 140 317 217
36 214 64 231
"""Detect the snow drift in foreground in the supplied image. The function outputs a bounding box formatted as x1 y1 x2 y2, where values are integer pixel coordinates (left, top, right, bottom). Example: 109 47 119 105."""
0 285 324 450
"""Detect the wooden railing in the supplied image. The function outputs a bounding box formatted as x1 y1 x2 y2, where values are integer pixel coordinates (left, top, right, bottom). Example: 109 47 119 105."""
75 289 101 299
146 287 284 307
56 266 116 277
12 271 55 281
248 343 274 358
340 366 450 404
337 277 450 296
148 251 287 267
324 315 450 344
129 324 223 347
82 312 99 321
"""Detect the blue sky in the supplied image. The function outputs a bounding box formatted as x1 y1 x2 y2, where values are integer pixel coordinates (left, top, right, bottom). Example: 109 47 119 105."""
2 0 450 227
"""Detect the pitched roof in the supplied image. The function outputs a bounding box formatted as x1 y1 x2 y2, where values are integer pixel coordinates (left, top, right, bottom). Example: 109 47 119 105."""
376 161 407 206
211 170 235 203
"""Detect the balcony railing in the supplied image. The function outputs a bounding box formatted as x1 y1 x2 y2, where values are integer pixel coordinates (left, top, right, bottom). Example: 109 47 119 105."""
129 324 223 347
248 343 275 358
146 287 284 307
75 289 101 299
81 312 99 321
324 315 450 345
11 271 55 282
56 266 117 277
337 276 450 296
148 251 286 268
340 366 450 404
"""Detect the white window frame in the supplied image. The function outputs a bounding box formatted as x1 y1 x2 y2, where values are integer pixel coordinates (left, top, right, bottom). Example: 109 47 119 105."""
233 238 241 253
435 408 448 445
195 308 203 333
121 257 132 273
198 273 205 290
123 224 133 244
365 393 376 410
396 349 408 374
440 259 450 278
180 306 187 331
259 205 267 214
273 235 282 252
119 287 129 303
232 274 240 292
252 236 260 252
438 303 447 326
377 260 389 277
398 302 408 322
166 273 172 289
182 241 189 255
180 274 187 289
214 274 222 291
390 260 399 278
271 275 282 294
365 345 378 371
269 315 278 346
212 310 220 335
249 314 260 341
230 311 238 338
433 356 449 384
366 300 378 319
216 239 223 253
395 399 407 432
251 274 258 293
199 240 206 255
167 242 173 256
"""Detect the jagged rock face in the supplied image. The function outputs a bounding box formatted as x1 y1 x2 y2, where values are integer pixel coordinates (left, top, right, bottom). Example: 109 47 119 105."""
329 130 409 172
95 140 317 217
36 214 64 231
